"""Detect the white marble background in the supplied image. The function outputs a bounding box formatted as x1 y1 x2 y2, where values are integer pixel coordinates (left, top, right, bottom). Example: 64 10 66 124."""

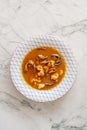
0 0 87 130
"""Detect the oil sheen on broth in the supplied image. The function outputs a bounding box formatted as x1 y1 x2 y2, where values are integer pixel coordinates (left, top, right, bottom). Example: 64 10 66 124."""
21 46 66 90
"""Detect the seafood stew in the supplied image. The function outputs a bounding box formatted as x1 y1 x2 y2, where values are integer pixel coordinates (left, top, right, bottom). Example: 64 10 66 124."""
21 46 66 90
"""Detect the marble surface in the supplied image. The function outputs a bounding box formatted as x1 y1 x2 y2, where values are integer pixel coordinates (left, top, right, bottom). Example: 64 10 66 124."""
0 0 87 129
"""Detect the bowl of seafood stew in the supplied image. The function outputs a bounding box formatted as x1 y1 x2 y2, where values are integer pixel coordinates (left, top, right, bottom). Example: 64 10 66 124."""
21 46 66 90
10 36 77 102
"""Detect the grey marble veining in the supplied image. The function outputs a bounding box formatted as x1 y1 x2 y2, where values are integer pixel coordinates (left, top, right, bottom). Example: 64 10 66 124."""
0 0 87 130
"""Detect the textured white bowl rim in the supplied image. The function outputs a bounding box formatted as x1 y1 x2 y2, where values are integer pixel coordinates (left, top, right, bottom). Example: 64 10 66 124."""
10 35 77 102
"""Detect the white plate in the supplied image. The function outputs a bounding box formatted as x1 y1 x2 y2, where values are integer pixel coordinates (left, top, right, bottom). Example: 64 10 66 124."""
10 36 77 102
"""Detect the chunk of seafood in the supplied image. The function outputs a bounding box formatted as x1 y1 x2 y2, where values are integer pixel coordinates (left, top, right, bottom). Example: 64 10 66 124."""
24 62 29 72
38 83 45 89
24 60 35 72
38 82 55 89
59 69 63 75
36 65 43 71
41 60 55 67
47 60 55 67
51 54 60 59
36 65 44 77
38 71 44 77
37 54 48 60
28 60 35 65
49 67 56 74
55 61 61 66
45 82 55 86
41 60 48 64
43 66 49 73
31 78 41 83
51 73 59 80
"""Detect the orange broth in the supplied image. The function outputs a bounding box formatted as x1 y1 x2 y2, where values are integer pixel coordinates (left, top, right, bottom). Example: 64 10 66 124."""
21 46 66 90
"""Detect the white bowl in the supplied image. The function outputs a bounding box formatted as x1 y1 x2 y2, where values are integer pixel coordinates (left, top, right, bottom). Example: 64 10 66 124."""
10 36 77 102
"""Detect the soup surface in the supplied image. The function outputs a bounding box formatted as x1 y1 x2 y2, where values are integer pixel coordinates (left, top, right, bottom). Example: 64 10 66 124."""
21 46 66 90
